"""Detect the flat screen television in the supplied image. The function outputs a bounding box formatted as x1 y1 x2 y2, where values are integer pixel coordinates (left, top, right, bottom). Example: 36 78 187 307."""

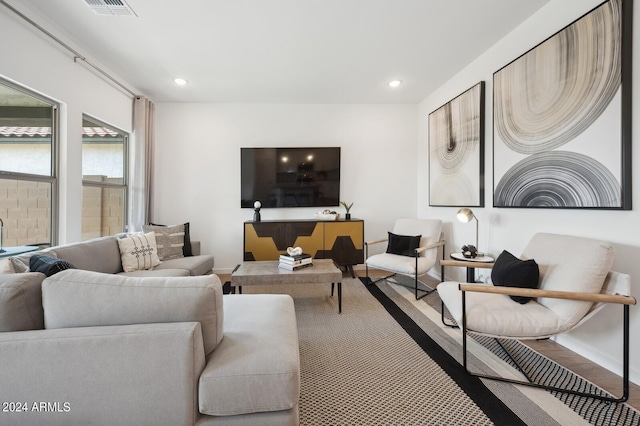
241 147 341 208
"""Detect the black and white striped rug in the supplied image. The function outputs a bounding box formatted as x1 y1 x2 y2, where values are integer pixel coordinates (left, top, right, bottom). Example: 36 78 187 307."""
240 277 586 425
376 274 640 426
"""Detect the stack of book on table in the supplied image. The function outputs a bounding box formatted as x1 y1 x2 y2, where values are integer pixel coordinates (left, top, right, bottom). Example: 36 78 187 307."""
278 253 313 271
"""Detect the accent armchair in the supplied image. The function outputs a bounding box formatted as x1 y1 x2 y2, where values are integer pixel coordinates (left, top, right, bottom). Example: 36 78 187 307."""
365 218 445 299
438 232 636 402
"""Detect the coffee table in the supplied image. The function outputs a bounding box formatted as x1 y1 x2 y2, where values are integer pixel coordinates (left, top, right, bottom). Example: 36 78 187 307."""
231 259 344 313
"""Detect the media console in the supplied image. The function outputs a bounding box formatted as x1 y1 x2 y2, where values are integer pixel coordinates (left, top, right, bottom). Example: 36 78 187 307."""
243 219 364 276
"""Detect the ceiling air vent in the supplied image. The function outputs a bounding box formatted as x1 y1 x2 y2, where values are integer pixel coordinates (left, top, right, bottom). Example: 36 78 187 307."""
83 0 137 17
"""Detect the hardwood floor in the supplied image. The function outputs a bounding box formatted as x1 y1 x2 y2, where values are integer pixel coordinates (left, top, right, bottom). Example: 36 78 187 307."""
216 268 640 410
523 339 640 409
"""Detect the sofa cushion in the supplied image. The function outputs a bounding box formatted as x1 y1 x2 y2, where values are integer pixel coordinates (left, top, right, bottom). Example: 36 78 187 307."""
117 232 162 272
149 222 193 257
199 294 299 416
154 255 214 276
10 250 57 273
142 224 185 261
437 281 565 338
52 236 122 274
0 272 46 331
42 270 224 355
29 254 76 277
491 250 539 304
0 258 15 274
118 268 190 277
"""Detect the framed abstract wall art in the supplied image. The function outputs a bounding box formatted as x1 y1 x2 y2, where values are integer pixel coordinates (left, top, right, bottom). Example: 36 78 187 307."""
493 0 632 209
429 82 485 207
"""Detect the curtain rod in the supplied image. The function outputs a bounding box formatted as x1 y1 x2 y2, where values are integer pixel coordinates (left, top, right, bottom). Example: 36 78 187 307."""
0 0 139 98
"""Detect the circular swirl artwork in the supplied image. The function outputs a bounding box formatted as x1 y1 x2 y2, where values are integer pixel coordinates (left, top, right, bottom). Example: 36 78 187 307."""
429 82 484 206
494 0 621 154
430 103 479 174
494 151 621 208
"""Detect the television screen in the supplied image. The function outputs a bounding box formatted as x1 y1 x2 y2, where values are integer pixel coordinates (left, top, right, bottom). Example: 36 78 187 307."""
241 147 341 208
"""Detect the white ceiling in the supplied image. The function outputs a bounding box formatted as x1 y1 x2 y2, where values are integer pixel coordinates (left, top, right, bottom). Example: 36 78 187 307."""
10 0 551 104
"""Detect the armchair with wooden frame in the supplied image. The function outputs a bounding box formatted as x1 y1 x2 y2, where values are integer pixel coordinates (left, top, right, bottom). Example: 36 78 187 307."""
365 218 445 300
438 232 636 402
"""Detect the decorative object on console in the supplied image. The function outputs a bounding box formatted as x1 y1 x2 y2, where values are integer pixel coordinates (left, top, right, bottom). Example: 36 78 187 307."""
340 201 353 220
429 82 485 207
493 0 631 210
316 209 339 220
456 208 481 256
0 217 4 253
116 232 161 272
253 200 262 222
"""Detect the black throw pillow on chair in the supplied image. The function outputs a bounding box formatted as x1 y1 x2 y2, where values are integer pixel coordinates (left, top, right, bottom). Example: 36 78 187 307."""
386 232 421 257
491 250 539 304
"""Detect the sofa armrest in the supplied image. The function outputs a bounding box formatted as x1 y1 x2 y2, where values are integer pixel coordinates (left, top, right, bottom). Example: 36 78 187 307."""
191 240 201 256
0 322 206 426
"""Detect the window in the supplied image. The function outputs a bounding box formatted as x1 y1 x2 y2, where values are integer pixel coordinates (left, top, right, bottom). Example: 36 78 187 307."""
81 115 128 240
0 79 58 247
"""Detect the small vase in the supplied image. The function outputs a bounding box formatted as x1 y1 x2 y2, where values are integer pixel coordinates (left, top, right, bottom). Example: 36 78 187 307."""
345 213 351 220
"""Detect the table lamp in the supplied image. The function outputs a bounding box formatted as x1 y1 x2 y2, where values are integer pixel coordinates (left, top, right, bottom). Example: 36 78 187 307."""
456 208 478 256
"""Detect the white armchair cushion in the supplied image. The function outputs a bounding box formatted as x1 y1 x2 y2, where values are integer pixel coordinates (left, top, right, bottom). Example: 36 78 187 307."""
438 281 569 338
521 233 614 328
366 253 433 276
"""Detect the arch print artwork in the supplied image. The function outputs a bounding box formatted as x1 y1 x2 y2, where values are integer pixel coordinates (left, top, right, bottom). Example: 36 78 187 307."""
493 0 632 209
429 82 485 207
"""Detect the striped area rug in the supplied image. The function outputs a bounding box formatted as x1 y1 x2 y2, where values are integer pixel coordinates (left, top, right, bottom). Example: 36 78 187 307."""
239 276 587 425
380 274 640 426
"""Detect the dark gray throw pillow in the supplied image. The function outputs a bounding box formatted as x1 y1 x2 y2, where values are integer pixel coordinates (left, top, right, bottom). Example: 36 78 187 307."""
149 222 193 257
491 250 539 304
29 254 76 277
386 232 421 257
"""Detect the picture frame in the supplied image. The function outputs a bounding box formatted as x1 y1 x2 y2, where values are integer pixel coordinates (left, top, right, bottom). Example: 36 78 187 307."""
493 0 632 209
428 81 485 207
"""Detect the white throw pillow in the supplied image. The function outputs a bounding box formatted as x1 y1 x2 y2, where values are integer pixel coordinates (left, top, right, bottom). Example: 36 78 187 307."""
0 258 15 274
116 232 161 272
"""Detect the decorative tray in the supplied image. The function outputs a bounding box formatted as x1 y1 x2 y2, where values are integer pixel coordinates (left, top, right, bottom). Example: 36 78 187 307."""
315 213 340 221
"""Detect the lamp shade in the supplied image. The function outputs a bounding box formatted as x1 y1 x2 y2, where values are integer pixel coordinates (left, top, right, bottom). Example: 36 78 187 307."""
456 208 475 223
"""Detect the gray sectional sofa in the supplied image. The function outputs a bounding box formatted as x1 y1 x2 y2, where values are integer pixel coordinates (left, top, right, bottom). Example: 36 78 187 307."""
46 235 215 277
0 236 301 425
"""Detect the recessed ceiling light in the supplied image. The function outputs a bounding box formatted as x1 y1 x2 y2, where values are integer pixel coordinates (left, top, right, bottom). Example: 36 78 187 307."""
388 80 402 88
174 78 188 86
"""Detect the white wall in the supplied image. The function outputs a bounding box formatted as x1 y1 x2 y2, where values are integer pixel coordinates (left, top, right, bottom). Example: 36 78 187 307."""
153 103 417 271
418 0 640 384
0 5 133 243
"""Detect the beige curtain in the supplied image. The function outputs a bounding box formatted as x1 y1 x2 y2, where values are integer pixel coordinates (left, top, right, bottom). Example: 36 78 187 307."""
130 96 154 231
